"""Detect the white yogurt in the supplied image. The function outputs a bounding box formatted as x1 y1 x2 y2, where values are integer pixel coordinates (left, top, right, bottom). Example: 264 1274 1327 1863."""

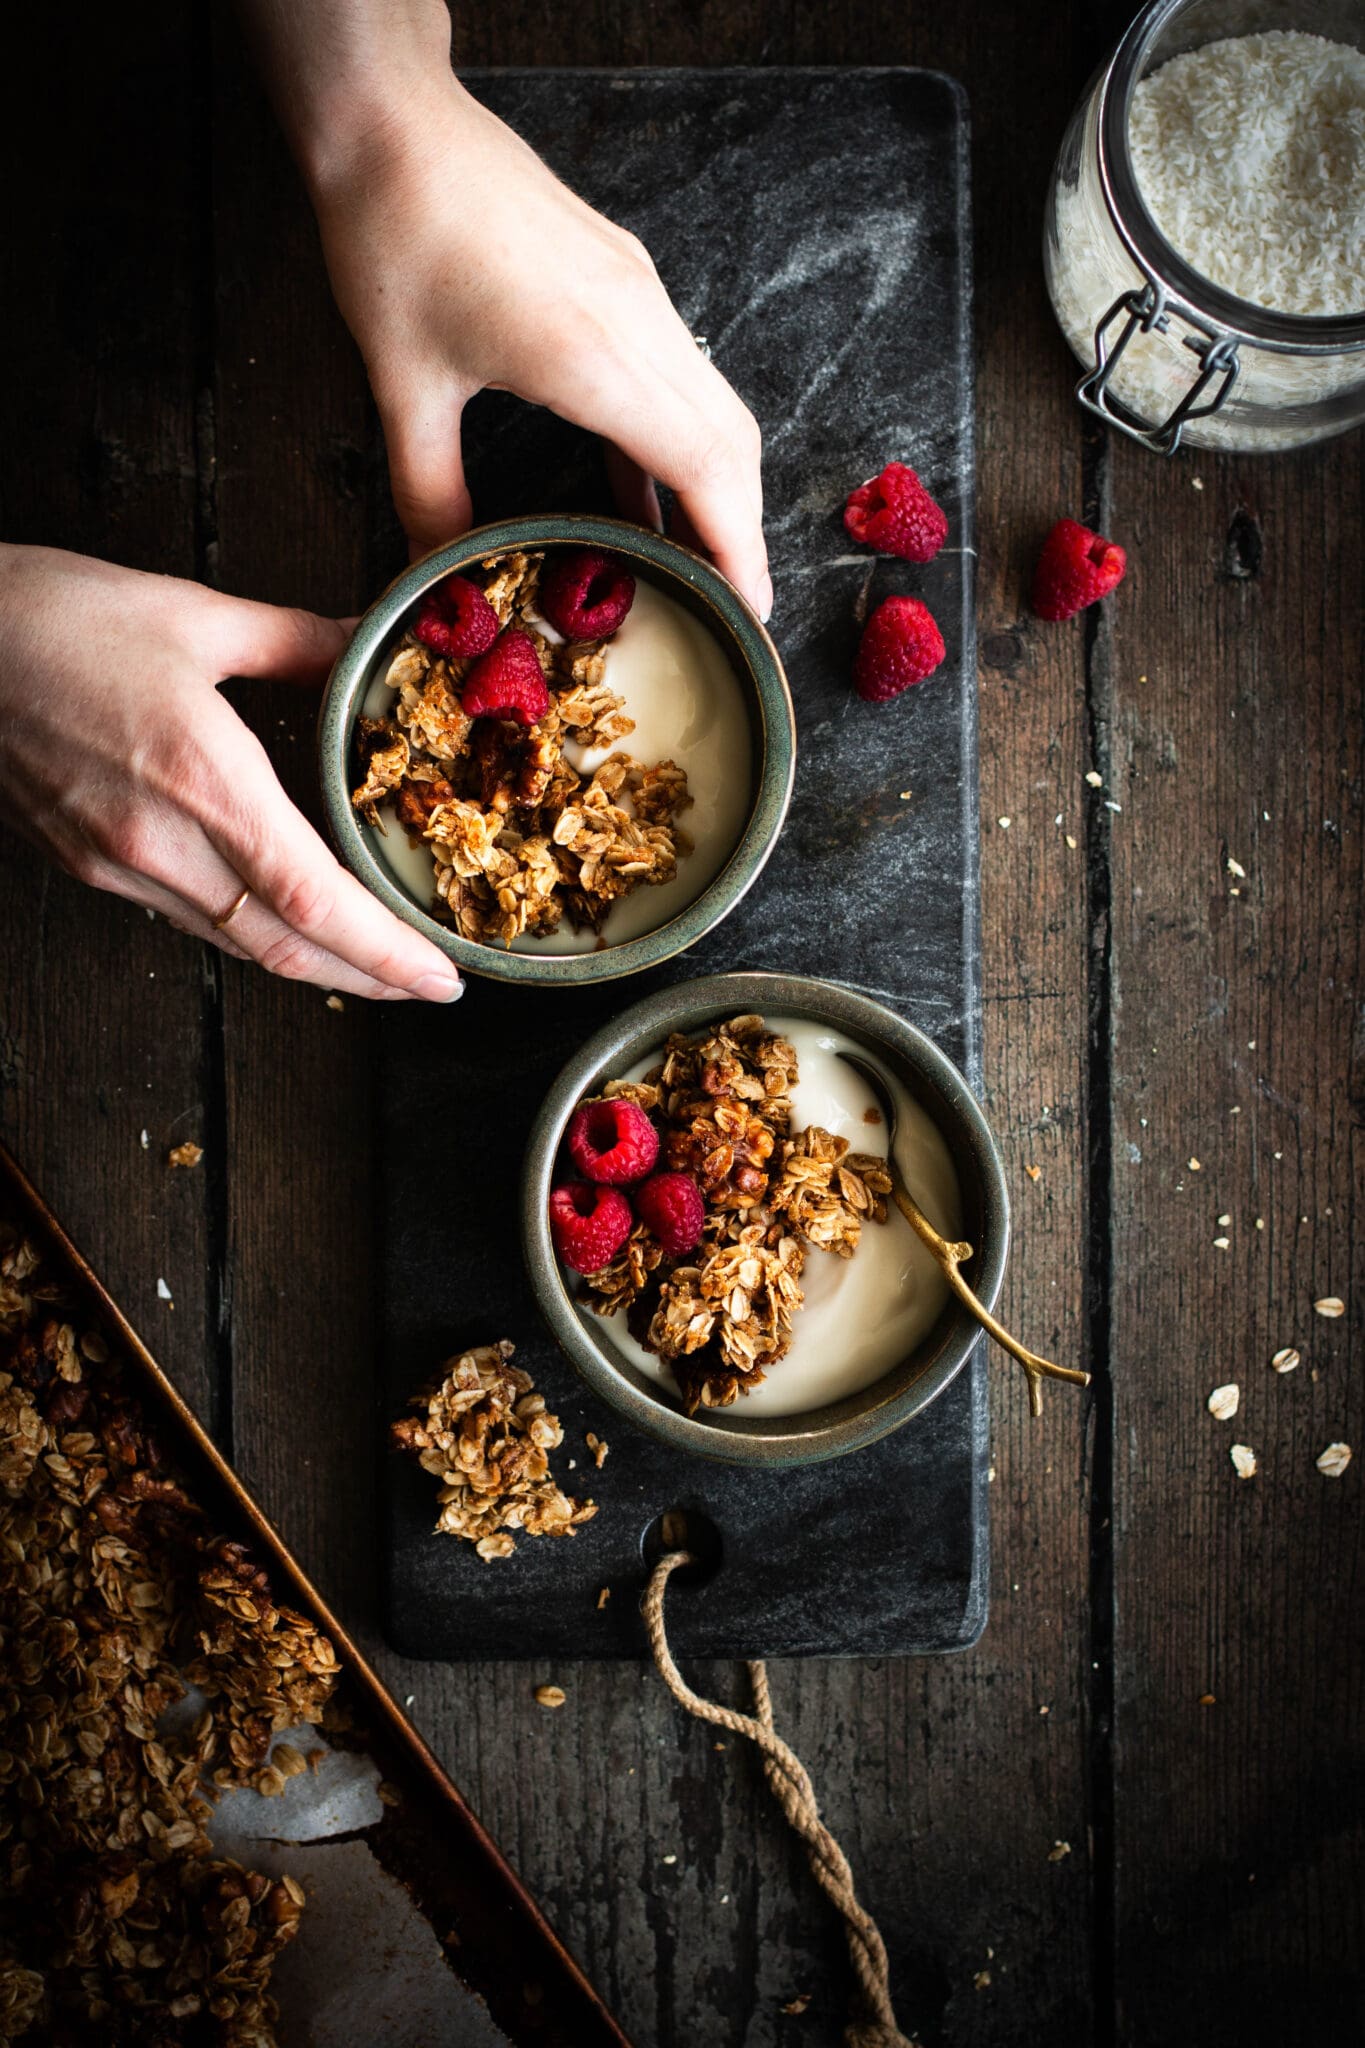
588 1018 964 1419
362 577 753 953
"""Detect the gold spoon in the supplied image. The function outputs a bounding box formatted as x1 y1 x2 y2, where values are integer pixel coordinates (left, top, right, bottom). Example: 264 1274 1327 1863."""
837 1049 1091 1418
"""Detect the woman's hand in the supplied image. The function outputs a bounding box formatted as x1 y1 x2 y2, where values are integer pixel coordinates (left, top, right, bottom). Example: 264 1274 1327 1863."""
243 1 771 617
0 547 464 1003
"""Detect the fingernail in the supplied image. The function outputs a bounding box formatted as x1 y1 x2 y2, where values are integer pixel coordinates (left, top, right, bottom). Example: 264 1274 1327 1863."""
414 972 463 1003
758 574 774 624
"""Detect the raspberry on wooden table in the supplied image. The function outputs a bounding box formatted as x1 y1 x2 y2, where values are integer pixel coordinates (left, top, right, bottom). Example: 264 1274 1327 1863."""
853 595 946 703
843 462 948 563
461 627 551 726
413 574 500 660
538 548 636 640
634 1171 705 1257
550 1181 634 1274
568 1098 660 1185
1031 517 1127 621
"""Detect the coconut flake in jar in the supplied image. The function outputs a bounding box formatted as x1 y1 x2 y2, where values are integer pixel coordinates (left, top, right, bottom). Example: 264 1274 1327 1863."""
593 1019 964 1420
363 576 753 952
1129 32 1365 319
1046 27 1365 450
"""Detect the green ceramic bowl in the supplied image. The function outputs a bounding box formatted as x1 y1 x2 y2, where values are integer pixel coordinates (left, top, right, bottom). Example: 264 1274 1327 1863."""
522 971 1010 1467
317 515 795 986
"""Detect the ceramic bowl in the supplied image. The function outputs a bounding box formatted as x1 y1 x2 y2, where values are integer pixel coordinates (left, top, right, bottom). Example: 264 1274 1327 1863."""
521 971 1010 1467
318 515 795 986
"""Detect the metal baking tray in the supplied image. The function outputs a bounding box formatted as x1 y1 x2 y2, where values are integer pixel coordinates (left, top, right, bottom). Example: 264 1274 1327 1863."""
0 1141 630 2048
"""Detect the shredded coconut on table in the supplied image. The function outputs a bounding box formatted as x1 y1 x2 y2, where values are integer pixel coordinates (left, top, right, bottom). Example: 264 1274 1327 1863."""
1130 31 1365 317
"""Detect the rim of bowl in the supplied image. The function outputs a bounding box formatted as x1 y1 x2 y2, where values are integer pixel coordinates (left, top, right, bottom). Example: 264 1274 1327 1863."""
317 515 796 986
521 971 1011 1467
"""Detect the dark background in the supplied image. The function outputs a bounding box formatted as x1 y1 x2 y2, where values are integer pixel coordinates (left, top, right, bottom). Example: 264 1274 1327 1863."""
1 4 1361 2044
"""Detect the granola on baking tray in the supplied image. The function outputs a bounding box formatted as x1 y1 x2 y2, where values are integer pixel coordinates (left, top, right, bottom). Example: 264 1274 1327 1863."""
571 1016 894 1414
390 1341 597 1561
351 549 694 947
0 1217 341 2044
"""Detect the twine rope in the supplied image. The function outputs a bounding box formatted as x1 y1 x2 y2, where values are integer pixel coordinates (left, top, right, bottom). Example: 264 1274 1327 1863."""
642 1550 917 2048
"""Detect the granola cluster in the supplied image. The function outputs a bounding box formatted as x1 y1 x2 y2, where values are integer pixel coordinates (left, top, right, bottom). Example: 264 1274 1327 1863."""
577 1016 893 1412
390 1341 597 1562
351 550 693 946
0 1220 340 2044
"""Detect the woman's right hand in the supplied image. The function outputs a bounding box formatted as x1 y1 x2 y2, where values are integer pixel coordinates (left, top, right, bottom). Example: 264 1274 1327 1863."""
305 74 771 615
0 545 465 1003
238 0 770 610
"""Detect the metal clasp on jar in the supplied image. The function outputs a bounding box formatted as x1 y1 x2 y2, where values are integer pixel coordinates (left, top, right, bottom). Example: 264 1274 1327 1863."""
1077 281 1240 453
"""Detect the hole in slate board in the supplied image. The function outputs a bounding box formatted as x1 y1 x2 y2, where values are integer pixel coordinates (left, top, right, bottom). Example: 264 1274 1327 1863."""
642 1506 724 1586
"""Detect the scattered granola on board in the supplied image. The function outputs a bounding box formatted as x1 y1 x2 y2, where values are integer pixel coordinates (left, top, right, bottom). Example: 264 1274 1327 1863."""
390 1341 597 1560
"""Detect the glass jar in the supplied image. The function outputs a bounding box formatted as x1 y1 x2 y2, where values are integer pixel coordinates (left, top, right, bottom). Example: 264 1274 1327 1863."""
1043 0 1365 453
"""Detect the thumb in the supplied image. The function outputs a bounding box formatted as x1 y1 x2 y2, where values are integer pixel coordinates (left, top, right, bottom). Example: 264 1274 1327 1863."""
379 391 475 557
208 596 350 685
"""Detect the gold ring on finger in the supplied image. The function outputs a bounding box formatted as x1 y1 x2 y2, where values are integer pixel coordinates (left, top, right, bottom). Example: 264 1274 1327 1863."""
212 886 250 931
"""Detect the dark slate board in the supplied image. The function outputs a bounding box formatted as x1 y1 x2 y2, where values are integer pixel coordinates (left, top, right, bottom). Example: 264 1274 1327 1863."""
377 68 985 1660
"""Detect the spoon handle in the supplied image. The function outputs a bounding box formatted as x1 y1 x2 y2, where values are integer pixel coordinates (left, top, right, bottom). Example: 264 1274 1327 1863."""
888 1178 1091 1418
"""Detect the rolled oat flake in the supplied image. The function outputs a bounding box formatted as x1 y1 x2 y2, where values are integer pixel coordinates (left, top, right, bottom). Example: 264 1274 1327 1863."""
1044 19 1365 454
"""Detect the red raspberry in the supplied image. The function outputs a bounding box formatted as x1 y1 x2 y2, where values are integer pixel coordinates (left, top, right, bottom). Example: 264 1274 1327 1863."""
853 595 946 703
1031 517 1127 622
843 462 948 563
567 1098 660 1185
538 548 636 640
413 575 500 660
550 1181 634 1274
461 628 551 726
634 1171 705 1257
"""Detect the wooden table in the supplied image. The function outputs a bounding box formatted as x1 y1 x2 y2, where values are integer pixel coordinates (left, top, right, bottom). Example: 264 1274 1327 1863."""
3 5 1360 2041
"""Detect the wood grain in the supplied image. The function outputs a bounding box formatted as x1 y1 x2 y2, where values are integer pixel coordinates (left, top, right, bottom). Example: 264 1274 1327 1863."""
208 10 385 1634
2 0 1361 2042
202 0 1106 2028
390 8 1102 2044
1103 428 1365 2044
0 2 219 1426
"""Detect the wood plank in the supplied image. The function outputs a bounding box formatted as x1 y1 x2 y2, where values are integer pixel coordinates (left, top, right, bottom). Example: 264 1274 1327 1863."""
8 1 1362 2041
361 9 1099 2043
15 0 1358 2039
1104 425 1365 2042
208 10 383 1633
0 3 218 1425
0 1 1108 2039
